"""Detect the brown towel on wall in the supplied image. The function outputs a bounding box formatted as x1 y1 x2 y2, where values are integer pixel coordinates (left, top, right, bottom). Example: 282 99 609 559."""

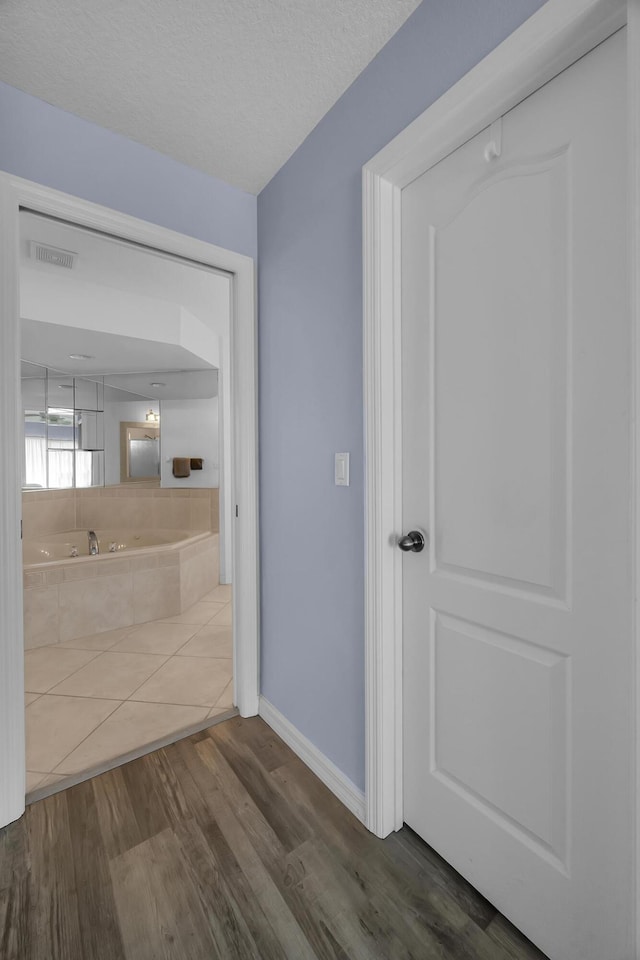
173 457 191 478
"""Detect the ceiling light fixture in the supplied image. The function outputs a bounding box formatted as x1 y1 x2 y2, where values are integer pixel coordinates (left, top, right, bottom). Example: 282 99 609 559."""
145 408 159 424
149 382 165 388
68 353 94 360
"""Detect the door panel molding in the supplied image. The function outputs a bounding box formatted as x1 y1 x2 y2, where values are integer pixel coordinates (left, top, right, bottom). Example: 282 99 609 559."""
0 174 260 828
362 0 638 951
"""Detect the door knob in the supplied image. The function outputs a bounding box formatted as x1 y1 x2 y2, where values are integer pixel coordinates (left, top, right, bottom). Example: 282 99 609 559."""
398 530 426 553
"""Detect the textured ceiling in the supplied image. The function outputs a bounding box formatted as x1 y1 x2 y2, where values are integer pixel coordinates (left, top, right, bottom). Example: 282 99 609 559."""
0 0 421 193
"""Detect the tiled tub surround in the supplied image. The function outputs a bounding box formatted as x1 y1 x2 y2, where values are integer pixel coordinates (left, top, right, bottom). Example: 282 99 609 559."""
22 485 220 540
24 585 233 794
23 528 196 563
23 532 220 649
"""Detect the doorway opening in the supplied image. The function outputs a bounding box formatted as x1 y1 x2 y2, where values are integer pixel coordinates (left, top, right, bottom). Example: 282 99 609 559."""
21 211 238 798
0 176 259 829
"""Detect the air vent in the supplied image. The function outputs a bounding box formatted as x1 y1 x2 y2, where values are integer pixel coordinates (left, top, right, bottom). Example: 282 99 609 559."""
30 241 76 269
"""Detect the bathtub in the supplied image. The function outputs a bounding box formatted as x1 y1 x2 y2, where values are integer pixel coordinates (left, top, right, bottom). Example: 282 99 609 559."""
23 528 219 649
23 528 196 565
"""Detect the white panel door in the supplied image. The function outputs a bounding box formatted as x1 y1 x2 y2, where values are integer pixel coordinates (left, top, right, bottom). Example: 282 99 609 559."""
402 30 633 960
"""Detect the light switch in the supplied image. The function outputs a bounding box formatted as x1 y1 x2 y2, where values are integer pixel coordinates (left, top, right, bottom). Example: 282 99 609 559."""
335 452 350 486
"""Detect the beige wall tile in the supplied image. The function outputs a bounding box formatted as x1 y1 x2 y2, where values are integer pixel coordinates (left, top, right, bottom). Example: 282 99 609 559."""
180 550 218 612
132 567 181 623
23 486 218 539
95 558 131 577
156 551 180 568
24 584 60 649
24 570 45 588
23 491 52 503
76 499 103 528
23 497 75 539
130 554 159 572
59 572 134 641
189 500 211 531
61 560 101 582
63 555 133 581
151 498 191 530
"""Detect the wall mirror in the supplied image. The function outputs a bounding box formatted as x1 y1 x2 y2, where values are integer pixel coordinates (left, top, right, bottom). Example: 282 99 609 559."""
21 361 159 490
120 421 160 482
21 361 219 491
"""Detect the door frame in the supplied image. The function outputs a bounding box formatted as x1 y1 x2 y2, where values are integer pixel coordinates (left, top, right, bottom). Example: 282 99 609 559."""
363 0 640 939
0 174 260 828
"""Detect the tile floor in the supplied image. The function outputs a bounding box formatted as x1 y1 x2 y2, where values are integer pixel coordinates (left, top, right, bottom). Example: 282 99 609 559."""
24 584 233 794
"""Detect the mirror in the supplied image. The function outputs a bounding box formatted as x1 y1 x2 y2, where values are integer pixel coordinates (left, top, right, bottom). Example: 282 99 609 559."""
21 361 160 490
21 361 220 491
120 422 160 482
22 364 107 489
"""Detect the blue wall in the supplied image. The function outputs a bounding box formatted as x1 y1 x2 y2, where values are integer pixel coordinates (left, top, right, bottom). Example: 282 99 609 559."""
0 81 257 259
257 0 545 790
2 1 546 793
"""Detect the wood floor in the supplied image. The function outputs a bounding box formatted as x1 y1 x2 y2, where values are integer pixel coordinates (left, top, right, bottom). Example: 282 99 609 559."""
0 715 548 959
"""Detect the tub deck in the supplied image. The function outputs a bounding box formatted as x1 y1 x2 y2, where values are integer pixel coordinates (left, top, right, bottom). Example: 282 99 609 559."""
23 530 219 649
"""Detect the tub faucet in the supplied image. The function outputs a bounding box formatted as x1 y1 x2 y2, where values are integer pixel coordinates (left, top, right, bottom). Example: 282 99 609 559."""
88 530 99 556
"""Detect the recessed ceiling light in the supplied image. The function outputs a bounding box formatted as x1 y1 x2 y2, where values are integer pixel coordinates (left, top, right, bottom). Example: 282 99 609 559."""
150 382 166 388
68 353 94 360
58 384 73 390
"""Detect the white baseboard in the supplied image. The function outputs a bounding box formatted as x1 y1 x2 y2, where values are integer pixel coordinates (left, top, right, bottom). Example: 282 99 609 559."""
258 696 366 824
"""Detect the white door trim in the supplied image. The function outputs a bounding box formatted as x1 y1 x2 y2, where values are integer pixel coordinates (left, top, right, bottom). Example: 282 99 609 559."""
0 173 260 828
363 0 638 940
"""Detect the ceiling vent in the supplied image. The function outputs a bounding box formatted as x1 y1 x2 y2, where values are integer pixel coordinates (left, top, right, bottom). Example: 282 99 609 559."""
30 241 77 269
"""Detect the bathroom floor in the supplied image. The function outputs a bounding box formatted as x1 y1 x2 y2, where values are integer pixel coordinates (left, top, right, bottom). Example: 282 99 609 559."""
24 584 233 795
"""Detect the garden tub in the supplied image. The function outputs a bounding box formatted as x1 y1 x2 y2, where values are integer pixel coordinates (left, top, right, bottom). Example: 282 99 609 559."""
23 528 219 648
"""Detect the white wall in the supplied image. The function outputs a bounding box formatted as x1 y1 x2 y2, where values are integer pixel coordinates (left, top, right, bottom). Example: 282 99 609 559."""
104 400 159 486
160 397 219 489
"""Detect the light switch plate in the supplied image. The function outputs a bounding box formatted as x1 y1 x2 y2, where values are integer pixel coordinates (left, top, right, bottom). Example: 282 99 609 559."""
335 452 350 486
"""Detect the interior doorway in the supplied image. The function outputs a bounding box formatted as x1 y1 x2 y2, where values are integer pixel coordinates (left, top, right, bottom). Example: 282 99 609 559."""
0 175 259 830
20 211 238 798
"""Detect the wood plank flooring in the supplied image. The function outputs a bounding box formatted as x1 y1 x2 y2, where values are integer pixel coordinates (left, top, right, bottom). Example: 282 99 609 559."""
0 716 549 959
